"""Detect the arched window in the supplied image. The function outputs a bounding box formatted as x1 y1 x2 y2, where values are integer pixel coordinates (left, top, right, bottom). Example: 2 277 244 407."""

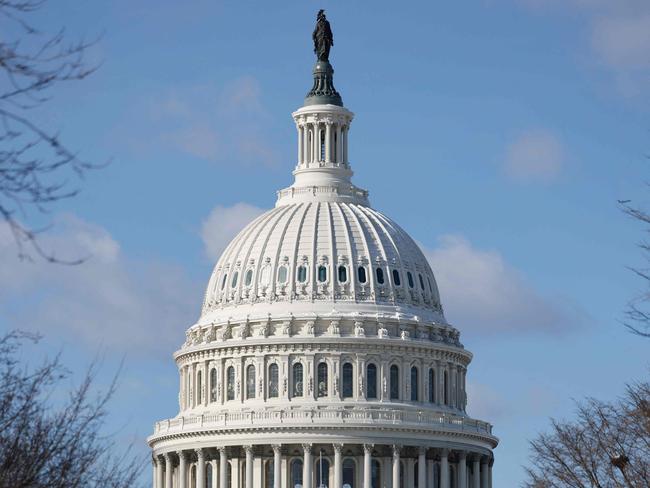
210 368 217 402
338 265 347 283
371 460 381 488
390 365 400 400
293 363 303 397
444 370 449 405
427 277 433 293
428 368 435 403
197 370 202 404
268 364 279 398
246 364 256 399
366 363 378 399
343 459 355 488
221 273 228 290
407 271 414 288
265 460 274 488
226 366 235 401
297 265 307 283
317 362 328 398
206 463 213 488
245 269 253 286
291 459 303 488
190 465 196 488
318 265 328 282
392 269 401 286
342 362 354 398
410 366 419 401
278 266 288 284
231 271 238 288
419 273 425 290
316 458 330 488
376 267 385 284
414 461 419 488
357 266 367 283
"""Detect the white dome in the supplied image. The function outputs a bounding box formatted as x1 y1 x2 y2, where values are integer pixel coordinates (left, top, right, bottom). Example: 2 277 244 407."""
201 201 445 325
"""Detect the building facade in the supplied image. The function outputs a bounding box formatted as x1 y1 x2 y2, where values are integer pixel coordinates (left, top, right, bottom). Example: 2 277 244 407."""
148 13 497 488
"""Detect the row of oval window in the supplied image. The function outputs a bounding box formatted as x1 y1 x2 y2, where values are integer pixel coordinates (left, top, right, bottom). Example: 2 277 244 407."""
219 266 434 293
194 363 456 406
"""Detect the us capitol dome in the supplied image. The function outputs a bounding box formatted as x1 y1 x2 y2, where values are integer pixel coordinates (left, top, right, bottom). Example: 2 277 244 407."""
149 11 498 488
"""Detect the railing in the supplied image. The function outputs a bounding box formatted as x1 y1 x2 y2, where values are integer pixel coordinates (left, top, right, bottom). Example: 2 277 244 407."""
153 408 493 437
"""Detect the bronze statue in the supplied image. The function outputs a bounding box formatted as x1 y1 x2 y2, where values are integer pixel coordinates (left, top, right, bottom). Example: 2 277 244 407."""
313 9 333 62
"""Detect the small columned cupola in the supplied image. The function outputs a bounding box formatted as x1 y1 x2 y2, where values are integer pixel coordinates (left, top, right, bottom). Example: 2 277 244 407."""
276 10 369 207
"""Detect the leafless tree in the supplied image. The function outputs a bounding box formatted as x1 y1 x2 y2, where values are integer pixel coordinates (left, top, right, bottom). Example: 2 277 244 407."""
0 0 100 262
620 199 650 338
0 331 144 488
523 379 650 488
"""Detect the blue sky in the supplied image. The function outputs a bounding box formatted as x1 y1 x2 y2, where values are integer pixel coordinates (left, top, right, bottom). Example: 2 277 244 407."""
1 0 650 485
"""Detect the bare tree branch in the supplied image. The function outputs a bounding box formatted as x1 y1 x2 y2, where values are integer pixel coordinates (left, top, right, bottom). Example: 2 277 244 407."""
523 379 650 487
0 331 145 488
0 0 102 263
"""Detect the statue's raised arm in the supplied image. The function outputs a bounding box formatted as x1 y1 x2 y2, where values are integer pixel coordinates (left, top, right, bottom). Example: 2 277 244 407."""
313 9 333 62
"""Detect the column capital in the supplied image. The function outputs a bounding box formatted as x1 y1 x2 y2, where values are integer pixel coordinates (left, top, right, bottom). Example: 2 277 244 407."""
302 443 313 453
333 443 344 453
177 449 187 460
243 444 254 454
440 448 449 458
457 450 467 460
363 443 374 453
392 445 401 457
418 446 427 455
272 444 282 453
195 448 205 459
218 446 227 455
163 452 172 461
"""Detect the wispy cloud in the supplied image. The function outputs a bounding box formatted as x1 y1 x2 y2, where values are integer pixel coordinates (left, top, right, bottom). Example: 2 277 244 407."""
504 129 565 183
201 202 266 261
0 215 200 358
132 76 279 167
517 0 650 95
423 235 583 335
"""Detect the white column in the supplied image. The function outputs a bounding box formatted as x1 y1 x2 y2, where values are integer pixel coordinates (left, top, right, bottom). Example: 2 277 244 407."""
178 451 188 488
219 447 228 488
197 449 206 488
418 448 426 488
458 452 466 488
298 125 304 164
303 125 310 164
164 453 173 488
155 456 164 488
212 460 219 488
152 458 157 488
245 446 254 488
392 446 400 488
325 123 332 163
363 444 372 488
488 464 493 488
342 126 348 165
335 125 342 164
273 445 282 488
472 458 480 488
480 460 488 488
303 444 313 488
334 444 343 488
440 450 449 488
426 460 434 488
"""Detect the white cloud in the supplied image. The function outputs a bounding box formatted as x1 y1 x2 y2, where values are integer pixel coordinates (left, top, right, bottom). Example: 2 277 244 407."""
201 203 266 261
504 130 565 182
518 0 650 94
424 235 581 334
0 215 201 357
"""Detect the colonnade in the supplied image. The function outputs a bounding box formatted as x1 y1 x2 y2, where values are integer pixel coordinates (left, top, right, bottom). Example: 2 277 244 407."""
153 444 493 488
297 120 348 167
